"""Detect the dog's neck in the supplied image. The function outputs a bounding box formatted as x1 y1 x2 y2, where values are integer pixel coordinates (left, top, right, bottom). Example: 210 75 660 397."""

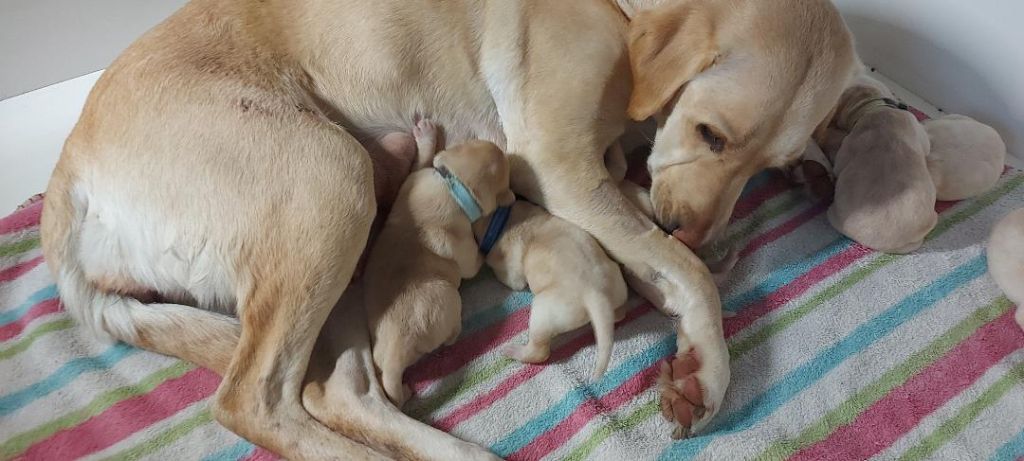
611 0 672 19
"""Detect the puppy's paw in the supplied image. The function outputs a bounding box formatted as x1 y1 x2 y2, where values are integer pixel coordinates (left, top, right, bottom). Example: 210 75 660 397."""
501 343 549 364
413 118 437 145
658 348 720 439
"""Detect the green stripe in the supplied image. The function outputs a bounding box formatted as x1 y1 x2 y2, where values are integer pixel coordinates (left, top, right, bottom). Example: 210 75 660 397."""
563 398 661 461
410 357 517 419
0 361 194 458
410 195 803 420
0 236 40 259
99 407 213 461
755 297 1014 460
729 173 1024 358
554 174 1024 457
729 254 896 357
0 318 74 360
897 360 1024 461
720 190 804 250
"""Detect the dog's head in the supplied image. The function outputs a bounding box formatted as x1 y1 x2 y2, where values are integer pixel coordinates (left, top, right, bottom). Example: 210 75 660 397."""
627 0 856 248
434 140 516 215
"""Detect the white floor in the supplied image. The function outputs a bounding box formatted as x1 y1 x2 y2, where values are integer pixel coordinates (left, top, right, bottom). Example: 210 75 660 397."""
0 70 1021 213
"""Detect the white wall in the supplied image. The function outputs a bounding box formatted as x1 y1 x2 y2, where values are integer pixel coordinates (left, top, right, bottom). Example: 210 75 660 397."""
833 0 1024 155
0 0 186 98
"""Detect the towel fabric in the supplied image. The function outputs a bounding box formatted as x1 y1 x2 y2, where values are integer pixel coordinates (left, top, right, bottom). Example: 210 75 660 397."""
2 167 1023 461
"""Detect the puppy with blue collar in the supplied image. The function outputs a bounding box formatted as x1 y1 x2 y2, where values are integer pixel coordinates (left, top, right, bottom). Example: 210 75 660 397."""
365 121 515 406
473 200 628 379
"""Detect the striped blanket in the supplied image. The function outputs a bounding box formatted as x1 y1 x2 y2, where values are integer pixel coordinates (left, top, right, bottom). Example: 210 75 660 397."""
2 168 1023 461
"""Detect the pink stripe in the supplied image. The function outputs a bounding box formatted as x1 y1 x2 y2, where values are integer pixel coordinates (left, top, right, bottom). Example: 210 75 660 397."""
511 359 661 461
0 298 62 341
243 447 279 461
724 244 873 337
16 367 219 460
791 311 1024 461
497 195 965 455
0 256 44 283
739 203 827 259
409 178 801 393
0 200 43 235
432 305 653 431
732 176 793 222
406 307 532 393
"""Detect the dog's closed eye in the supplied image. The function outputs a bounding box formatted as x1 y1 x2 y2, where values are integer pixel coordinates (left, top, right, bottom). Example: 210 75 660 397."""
697 123 726 154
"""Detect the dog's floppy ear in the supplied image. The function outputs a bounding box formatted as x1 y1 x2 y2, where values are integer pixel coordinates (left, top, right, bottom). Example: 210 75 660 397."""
627 2 717 121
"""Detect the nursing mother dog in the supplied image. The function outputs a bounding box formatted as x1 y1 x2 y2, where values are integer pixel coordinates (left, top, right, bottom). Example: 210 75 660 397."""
40 0 855 459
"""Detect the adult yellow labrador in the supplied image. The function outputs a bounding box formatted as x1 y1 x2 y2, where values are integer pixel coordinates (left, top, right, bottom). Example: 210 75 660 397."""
41 0 855 458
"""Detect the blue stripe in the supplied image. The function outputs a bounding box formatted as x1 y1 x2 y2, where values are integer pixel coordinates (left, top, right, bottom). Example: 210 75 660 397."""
0 285 58 326
201 440 255 461
724 237 848 312
659 254 989 460
991 428 1024 461
0 343 138 416
461 290 533 335
740 172 775 198
487 235 853 456
489 335 674 457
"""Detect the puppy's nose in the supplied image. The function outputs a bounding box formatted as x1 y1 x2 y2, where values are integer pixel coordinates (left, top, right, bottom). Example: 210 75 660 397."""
671 227 706 250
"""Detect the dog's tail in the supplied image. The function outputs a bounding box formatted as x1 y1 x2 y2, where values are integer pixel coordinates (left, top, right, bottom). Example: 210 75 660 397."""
41 174 239 373
586 299 616 380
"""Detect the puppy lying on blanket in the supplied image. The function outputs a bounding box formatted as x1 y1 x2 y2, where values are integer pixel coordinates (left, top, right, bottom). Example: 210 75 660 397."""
365 121 515 406
988 209 1024 330
804 114 1006 205
826 82 938 253
472 200 627 379
924 115 1007 201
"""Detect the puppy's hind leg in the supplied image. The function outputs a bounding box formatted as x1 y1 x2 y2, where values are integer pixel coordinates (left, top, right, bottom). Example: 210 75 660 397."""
414 118 440 170
378 359 411 407
502 292 559 364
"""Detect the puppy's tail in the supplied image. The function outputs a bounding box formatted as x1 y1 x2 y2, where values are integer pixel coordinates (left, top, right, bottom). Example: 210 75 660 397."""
586 300 616 380
41 174 239 373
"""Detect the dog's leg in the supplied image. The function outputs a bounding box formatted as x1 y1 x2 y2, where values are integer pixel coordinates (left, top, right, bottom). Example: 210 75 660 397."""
502 292 558 364
491 0 728 439
413 118 440 170
304 287 502 461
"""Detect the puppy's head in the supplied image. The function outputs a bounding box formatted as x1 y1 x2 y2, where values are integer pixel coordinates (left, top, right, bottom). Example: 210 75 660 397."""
434 140 515 216
627 0 856 248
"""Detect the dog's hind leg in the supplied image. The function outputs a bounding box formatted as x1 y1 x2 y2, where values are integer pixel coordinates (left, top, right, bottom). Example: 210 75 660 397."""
303 287 502 461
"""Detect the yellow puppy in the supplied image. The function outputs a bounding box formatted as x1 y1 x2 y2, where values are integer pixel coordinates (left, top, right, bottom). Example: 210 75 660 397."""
988 209 1024 330
473 201 627 379
827 83 937 253
365 123 514 406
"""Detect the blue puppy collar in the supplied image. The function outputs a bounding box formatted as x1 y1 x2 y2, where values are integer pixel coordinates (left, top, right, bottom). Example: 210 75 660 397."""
479 205 512 255
436 166 484 222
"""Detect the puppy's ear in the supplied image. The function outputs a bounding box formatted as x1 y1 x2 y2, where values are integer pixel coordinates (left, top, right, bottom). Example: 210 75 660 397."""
497 189 516 207
627 2 717 121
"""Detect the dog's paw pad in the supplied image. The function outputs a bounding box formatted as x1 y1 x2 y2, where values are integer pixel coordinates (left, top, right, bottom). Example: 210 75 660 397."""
658 349 709 439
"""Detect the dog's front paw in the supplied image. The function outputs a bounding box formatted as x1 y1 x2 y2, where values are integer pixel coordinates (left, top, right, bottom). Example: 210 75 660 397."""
658 347 724 439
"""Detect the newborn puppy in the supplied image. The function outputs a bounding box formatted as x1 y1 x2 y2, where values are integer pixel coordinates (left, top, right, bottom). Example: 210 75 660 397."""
365 123 515 406
925 115 1006 201
827 84 937 253
473 200 627 379
355 120 439 278
988 209 1024 330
